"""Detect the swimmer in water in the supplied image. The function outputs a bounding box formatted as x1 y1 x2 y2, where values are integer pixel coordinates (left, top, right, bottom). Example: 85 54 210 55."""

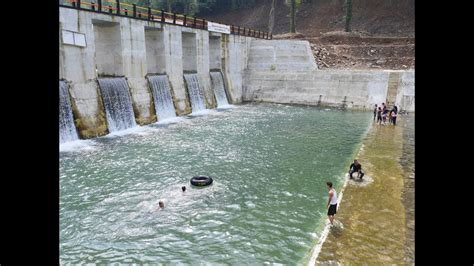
155 200 164 211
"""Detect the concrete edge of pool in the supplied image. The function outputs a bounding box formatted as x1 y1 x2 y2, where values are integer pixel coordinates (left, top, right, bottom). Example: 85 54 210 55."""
306 139 367 266
308 114 414 265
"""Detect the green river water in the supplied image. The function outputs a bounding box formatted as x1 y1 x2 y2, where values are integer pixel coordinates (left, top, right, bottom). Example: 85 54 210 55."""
60 103 371 264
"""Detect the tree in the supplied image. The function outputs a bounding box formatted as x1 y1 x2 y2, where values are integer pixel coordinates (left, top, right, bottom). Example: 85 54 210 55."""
185 0 199 16
345 0 353 32
290 0 296 33
285 0 301 33
268 0 276 35
167 0 173 12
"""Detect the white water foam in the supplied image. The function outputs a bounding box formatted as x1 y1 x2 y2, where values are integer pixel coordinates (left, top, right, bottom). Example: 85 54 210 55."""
155 116 186 125
60 139 97 153
190 109 218 116
216 104 236 110
102 125 151 138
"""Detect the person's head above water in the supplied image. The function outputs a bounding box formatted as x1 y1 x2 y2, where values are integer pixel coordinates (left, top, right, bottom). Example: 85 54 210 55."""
158 201 164 208
326 181 333 189
182 186 186 192
354 159 359 164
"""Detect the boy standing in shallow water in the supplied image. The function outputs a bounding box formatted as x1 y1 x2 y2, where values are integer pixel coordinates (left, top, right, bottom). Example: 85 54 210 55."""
373 104 378 121
326 182 338 226
377 107 382 124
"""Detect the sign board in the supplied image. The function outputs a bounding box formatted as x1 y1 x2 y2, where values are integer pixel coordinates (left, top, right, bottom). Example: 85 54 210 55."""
62 30 87 47
62 30 74 45
207 22 230 34
73 32 87 47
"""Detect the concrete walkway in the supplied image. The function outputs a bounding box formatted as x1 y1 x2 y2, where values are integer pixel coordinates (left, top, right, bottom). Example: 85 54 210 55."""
314 115 414 265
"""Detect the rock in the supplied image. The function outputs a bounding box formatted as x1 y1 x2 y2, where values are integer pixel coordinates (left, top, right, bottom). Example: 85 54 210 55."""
376 59 386 64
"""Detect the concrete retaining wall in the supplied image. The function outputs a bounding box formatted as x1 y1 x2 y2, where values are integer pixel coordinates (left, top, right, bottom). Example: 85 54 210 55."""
247 39 317 72
243 70 390 109
243 69 414 111
243 40 414 112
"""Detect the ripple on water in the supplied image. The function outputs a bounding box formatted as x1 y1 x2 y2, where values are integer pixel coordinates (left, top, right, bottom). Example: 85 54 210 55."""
60 104 372 264
346 174 374 187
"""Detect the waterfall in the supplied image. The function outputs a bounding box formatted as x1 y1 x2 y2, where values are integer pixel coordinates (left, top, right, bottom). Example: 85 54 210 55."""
97 77 136 132
59 80 79 143
148 75 176 121
184 74 206 112
210 71 229 107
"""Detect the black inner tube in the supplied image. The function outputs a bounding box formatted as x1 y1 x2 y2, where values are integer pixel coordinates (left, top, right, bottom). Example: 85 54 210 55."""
190 176 213 186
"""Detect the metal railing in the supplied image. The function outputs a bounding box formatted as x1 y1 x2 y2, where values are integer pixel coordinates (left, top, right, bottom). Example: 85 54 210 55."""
60 0 272 40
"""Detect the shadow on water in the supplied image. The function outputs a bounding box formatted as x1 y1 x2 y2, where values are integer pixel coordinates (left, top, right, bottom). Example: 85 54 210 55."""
330 221 344 238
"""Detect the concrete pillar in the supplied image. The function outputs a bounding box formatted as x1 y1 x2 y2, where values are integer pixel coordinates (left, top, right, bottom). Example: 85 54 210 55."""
196 30 215 108
222 35 252 103
166 25 191 115
120 19 155 125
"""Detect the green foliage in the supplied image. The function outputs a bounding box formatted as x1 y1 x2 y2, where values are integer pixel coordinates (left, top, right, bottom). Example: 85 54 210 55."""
115 0 257 16
284 0 302 9
286 0 299 33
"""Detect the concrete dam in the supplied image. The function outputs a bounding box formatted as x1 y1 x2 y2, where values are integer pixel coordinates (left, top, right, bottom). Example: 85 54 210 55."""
59 5 414 142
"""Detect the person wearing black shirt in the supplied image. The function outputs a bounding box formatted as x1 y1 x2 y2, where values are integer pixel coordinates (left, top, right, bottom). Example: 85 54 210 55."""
349 159 364 179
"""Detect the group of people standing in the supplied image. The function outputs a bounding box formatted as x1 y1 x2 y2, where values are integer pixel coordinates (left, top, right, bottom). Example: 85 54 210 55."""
374 103 398 125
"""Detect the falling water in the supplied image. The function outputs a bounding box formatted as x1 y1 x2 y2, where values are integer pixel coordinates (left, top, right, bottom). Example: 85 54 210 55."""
59 80 79 143
184 74 206 112
97 77 136 132
210 71 229 107
148 75 176 121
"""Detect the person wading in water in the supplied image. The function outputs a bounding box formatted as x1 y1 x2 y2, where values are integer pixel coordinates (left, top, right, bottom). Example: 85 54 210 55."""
326 181 338 226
